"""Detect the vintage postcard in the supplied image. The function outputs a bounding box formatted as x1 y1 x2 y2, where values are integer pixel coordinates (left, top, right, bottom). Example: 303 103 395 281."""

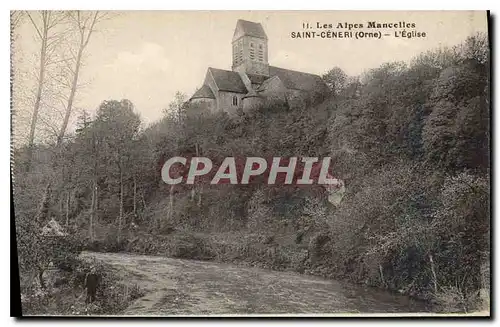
11 10 490 317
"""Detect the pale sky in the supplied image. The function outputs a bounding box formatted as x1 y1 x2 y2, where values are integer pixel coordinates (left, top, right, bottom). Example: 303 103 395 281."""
12 11 488 140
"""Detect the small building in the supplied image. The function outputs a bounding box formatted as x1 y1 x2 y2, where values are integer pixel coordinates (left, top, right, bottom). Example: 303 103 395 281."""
189 19 328 115
41 218 68 237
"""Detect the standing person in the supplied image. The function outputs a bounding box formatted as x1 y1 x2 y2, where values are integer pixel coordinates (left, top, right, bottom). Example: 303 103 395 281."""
84 266 100 304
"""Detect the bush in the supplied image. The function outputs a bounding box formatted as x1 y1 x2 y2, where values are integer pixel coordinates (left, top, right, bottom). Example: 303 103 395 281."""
82 229 129 253
69 257 146 315
165 233 215 260
93 268 146 315
433 286 481 313
51 235 84 272
20 255 146 316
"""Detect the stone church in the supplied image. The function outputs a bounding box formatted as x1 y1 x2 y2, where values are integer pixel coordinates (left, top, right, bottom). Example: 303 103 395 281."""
189 19 327 115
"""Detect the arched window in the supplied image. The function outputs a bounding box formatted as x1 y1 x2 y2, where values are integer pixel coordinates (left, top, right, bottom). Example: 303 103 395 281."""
232 96 238 106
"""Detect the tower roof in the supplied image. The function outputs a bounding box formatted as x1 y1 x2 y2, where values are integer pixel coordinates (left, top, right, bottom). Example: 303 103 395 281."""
233 19 268 42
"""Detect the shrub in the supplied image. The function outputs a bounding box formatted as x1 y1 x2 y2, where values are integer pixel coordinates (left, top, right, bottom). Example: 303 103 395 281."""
433 286 479 313
166 233 215 260
51 235 84 272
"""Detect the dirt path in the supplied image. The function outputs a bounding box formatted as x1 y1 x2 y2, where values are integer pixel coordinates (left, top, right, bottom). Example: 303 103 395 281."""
82 251 430 315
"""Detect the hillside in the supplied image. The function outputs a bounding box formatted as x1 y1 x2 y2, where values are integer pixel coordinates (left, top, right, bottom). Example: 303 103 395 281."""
14 33 490 314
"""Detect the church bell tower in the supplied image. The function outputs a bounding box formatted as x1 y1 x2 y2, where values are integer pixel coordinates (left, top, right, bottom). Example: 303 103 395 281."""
232 20 269 77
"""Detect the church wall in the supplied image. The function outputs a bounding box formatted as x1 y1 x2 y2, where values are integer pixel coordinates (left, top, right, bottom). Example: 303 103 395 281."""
189 98 216 114
242 96 263 112
218 91 244 116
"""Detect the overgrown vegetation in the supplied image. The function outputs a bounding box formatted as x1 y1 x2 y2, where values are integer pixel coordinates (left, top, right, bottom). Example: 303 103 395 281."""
14 33 489 314
20 256 144 316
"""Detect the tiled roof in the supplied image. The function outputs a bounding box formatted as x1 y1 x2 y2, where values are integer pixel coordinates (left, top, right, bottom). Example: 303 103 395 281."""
256 75 280 92
269 66 326 92
209 67 247 93
191 84 215 99
199 66 326 96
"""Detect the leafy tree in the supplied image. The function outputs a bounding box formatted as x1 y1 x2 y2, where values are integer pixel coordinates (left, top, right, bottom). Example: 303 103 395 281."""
322 67 347 95
162 91 188 121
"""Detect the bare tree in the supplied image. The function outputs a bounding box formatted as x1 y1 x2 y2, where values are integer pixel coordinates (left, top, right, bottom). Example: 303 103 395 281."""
10 11 24 31
25 11 67 165
57 11 107 146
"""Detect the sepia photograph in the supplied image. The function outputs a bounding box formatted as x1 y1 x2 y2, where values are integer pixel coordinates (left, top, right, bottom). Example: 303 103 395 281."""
10 10 490 317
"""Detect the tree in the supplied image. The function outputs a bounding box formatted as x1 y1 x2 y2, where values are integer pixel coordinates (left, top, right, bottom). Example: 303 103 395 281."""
163 91 188 121
432 172 489 297
57 11 107 146
11 11 24 31
322 67 347 95
24 11 68 167
422 60 488 170
93 100 141 241
454 33 489 66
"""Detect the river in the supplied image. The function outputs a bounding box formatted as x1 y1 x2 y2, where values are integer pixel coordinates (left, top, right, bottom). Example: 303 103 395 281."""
82 251 432 316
